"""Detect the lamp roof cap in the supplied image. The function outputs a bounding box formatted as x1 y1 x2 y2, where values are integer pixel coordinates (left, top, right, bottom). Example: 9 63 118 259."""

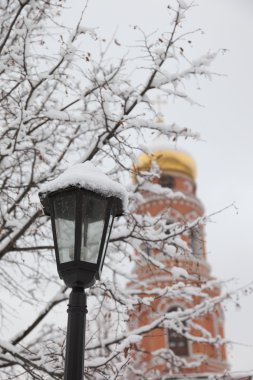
39 161 128 211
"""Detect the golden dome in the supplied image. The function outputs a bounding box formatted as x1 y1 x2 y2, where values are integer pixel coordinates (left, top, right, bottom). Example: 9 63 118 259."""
134 149 197 181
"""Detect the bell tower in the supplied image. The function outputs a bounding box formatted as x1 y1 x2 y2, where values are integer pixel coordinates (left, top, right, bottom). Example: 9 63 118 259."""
128 148 228 379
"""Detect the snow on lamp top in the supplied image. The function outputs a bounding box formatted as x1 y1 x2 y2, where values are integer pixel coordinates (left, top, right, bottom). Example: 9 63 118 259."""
39 161 128 211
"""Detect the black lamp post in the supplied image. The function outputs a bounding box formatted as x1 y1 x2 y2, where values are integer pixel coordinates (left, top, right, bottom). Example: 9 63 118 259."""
39 164 124 380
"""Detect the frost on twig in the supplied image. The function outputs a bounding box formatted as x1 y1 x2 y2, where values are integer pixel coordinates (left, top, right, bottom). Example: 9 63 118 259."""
0 1 229 379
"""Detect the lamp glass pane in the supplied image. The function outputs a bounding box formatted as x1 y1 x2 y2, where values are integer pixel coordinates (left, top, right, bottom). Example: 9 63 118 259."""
99 213 114 272
53 192 76 263
80 194 108 264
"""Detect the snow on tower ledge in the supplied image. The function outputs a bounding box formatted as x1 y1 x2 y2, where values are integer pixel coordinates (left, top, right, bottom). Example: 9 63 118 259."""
39 161 128 211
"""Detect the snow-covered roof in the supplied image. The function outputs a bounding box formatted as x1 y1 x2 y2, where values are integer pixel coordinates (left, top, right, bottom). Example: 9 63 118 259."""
39 161 128 211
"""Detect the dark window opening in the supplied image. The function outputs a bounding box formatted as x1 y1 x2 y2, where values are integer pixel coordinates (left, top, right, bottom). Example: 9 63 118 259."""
165 219 175 235
160 174 174 189
140 242 151 256
168 307 189 356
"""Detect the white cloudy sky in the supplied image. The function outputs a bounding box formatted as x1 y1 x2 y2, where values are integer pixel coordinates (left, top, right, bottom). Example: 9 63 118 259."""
174 1 253 373
64 0 253 373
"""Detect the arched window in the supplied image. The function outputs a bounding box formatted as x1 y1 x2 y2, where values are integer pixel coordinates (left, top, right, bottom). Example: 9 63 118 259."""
165 219 175 235
168 307 189 356
190 228 202 257
160 174 174 189
140 242 151 256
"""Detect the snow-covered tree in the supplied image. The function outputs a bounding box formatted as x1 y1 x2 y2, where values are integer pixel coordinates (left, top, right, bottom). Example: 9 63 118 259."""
0 0 227 379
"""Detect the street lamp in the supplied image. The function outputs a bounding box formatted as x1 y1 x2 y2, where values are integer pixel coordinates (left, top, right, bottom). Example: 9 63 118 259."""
39 162 126 380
